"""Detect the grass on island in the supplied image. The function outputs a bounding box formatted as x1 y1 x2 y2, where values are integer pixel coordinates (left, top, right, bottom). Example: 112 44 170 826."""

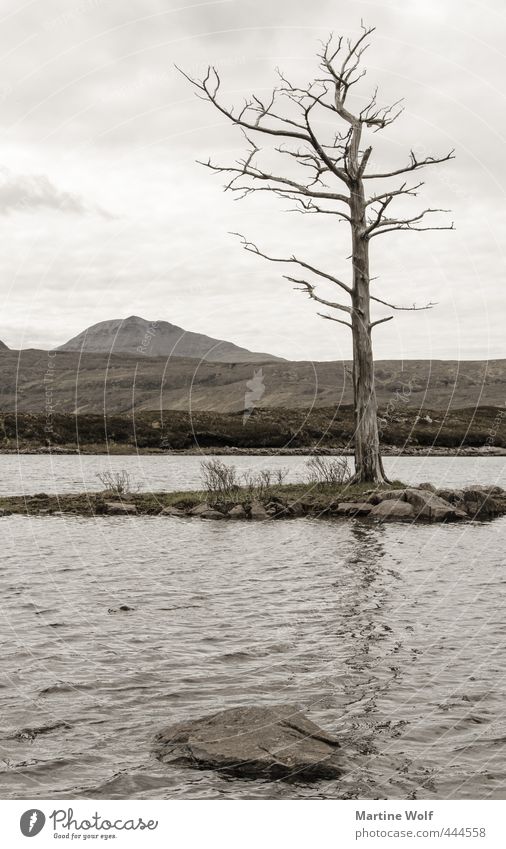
0 479 408 517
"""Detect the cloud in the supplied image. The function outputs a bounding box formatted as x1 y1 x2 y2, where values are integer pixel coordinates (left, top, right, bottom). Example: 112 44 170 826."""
0 169 111 217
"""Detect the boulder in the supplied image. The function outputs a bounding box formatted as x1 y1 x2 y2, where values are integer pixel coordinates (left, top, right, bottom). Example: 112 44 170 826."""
370 499 415 521
417 482 437 492
375 488 466 521
335 502 372 516
198 508 226 520
190 503 213 516
376 489 409 500
459 487 502 518
286 500 305 517
104 501 137 515
160 506 187 517
153 705 343 781
250 501 269 520
435 488 465 504
464 484 504 495
402 489 465 521
228 504 248 519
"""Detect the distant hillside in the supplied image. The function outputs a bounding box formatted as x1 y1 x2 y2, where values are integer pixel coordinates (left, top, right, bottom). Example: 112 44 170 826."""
0 347 504 414
1 406 504 452
0 340 9 351
57 315 282 363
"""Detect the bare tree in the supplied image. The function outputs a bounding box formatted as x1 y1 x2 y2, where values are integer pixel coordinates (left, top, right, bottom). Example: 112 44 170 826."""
180 24 454 483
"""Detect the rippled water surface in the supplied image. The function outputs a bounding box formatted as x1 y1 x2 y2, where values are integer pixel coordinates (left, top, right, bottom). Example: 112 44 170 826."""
1 453 506 495
1 502 506 799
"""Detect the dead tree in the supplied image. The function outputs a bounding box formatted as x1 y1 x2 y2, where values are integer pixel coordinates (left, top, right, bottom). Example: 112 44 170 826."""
180 25 454 483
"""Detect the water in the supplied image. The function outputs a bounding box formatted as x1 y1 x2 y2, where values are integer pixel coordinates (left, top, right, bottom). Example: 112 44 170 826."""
1 456 506 800
1 453 506 496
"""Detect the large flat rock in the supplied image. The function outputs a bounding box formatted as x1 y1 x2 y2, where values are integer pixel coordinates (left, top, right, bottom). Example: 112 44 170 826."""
153 705 343 781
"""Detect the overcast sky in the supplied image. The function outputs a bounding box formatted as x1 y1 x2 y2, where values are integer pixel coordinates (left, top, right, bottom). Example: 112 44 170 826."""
0 0 504 360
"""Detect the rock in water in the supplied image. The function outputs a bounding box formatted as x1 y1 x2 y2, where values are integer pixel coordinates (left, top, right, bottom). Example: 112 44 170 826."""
153 705 343 781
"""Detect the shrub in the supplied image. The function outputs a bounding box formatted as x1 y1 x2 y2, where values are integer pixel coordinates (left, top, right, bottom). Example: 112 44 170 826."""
200 459 239 501
240 467 289 500
305 456 350 488
96 469 135 496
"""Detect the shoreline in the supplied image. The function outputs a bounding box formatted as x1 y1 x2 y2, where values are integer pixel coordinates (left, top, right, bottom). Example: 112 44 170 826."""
2 445 506 457
1 481 505 523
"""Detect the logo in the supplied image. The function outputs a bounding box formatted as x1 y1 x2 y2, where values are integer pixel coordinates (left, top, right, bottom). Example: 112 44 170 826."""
20 809 46 837
243 368 265 423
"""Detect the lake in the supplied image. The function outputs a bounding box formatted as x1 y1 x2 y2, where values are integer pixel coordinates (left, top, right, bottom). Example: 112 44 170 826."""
1 453 506 495
1 455 505 800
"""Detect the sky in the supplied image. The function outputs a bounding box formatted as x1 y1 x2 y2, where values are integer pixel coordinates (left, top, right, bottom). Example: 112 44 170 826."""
0 0 505 361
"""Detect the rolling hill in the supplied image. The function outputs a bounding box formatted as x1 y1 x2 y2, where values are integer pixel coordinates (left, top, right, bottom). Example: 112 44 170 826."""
0 346 504 414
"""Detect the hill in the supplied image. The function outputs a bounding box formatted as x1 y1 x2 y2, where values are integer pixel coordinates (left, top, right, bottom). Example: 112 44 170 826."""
0 347 504 414
57 315 282 363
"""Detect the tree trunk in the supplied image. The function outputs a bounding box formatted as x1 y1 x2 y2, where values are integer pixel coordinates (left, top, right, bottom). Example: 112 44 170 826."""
349 180 387 484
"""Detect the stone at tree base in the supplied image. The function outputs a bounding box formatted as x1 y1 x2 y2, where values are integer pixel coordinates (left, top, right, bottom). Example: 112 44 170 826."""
104 501 137 515
372 488 466 521
435 488 465 504
370 500 415 521
335 502 372 516
228 504 248 518
401 489 465 520
153 705 343 781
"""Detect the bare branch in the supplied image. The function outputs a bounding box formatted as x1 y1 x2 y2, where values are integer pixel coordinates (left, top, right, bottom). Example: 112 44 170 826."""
284 276 352 313
364 149 455 179
232 233 353 295
365 181 424 206
177 64 312 143
317 312 353 329
200 155 350 204
290 197 351 220
370 295 437 311
368 207 453 237
370 315 394 328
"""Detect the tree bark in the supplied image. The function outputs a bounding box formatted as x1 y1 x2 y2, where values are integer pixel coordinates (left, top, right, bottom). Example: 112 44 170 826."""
349 180 387 484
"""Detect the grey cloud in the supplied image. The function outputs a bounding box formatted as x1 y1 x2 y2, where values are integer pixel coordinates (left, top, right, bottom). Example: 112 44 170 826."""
0 170 111 217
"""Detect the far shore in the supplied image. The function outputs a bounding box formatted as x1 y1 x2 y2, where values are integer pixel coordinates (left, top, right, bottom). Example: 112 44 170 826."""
1 444 506 457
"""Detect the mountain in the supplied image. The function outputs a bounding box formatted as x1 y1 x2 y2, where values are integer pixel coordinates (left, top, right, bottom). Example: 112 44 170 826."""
0 339 9 351
57 315 282 363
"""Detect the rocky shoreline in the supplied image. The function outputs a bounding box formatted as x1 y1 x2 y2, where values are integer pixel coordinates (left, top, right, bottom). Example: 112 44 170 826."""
1 482 505 523
2 444 506 457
